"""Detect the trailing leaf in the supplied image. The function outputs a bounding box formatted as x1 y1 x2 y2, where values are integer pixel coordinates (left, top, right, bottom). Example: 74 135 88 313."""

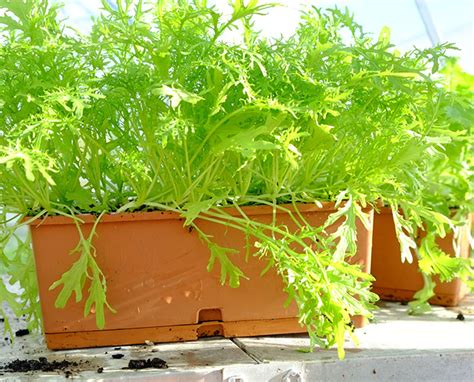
49 213 115 325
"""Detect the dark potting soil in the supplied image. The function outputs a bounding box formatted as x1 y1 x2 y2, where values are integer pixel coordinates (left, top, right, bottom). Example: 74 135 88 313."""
15 329 29 337
0 357 86 376
111 353 124 359
127 358 168 370
456 313 465 321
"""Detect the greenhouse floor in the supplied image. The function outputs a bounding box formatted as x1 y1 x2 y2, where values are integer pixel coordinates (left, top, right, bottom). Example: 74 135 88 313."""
0 298 473 382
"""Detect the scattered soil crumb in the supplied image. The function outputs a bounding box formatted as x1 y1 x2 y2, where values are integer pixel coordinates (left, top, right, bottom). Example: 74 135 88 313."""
456 313 465 321
127 358 168 370
400 301 408 306
15 329 29 337
112 354 124 359
0 357 85 377
373 369 376 374
114 347 121 350
97 367 104 373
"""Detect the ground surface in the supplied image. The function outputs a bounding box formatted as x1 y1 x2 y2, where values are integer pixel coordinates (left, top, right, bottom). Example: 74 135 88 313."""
0 298 473 381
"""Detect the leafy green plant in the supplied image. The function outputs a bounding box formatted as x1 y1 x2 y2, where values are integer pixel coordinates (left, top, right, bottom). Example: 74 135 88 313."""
402 59 473 314
0 0 471 358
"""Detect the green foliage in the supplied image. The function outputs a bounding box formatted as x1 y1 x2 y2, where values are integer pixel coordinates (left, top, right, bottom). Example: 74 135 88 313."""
0 0 472 358
398 59 473 312
0 210 42 335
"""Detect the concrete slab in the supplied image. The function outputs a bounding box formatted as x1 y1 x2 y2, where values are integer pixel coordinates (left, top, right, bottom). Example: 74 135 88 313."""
0 299 473 381
233 300 474 381
0 334 255 381
236 301 473 361
221 352 474 382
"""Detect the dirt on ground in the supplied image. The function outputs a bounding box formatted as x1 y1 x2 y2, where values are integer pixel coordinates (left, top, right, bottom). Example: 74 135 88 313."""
127 358 168 370
0 357 89 378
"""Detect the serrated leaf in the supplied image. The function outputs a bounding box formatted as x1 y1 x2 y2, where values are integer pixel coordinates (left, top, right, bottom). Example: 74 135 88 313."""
83 259 115 329
207 242 244 288
49 253 88 308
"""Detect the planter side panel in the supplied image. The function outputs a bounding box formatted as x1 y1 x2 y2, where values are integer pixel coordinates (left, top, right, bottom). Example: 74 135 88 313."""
371 209 470 306
30 205 373 337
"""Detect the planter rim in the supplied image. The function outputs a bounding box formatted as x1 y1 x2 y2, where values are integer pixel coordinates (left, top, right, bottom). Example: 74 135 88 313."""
27 201 372 227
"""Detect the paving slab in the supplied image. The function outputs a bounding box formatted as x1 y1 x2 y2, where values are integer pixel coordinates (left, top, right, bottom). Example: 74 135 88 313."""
0 333 253 381
0 298 473 381
236 301 473 361
233 300 474 381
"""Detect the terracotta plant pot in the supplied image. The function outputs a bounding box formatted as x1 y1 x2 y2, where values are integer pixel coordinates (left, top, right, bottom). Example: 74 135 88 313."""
29 203 374 350
372 207 471 306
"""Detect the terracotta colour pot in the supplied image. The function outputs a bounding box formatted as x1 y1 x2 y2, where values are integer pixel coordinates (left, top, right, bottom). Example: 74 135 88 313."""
372 207 471 306
29 203 374 350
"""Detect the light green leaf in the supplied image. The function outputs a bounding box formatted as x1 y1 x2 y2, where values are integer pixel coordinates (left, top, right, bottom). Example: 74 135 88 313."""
378 26 391 45
49 253 88 307
153 85 203 109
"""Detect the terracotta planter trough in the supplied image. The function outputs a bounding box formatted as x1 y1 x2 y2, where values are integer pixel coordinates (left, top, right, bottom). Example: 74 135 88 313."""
29 203 374 350
372 207 471 307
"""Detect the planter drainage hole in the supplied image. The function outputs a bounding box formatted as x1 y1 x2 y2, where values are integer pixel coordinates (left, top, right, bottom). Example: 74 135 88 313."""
197 323 224 338
198 308 223 322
